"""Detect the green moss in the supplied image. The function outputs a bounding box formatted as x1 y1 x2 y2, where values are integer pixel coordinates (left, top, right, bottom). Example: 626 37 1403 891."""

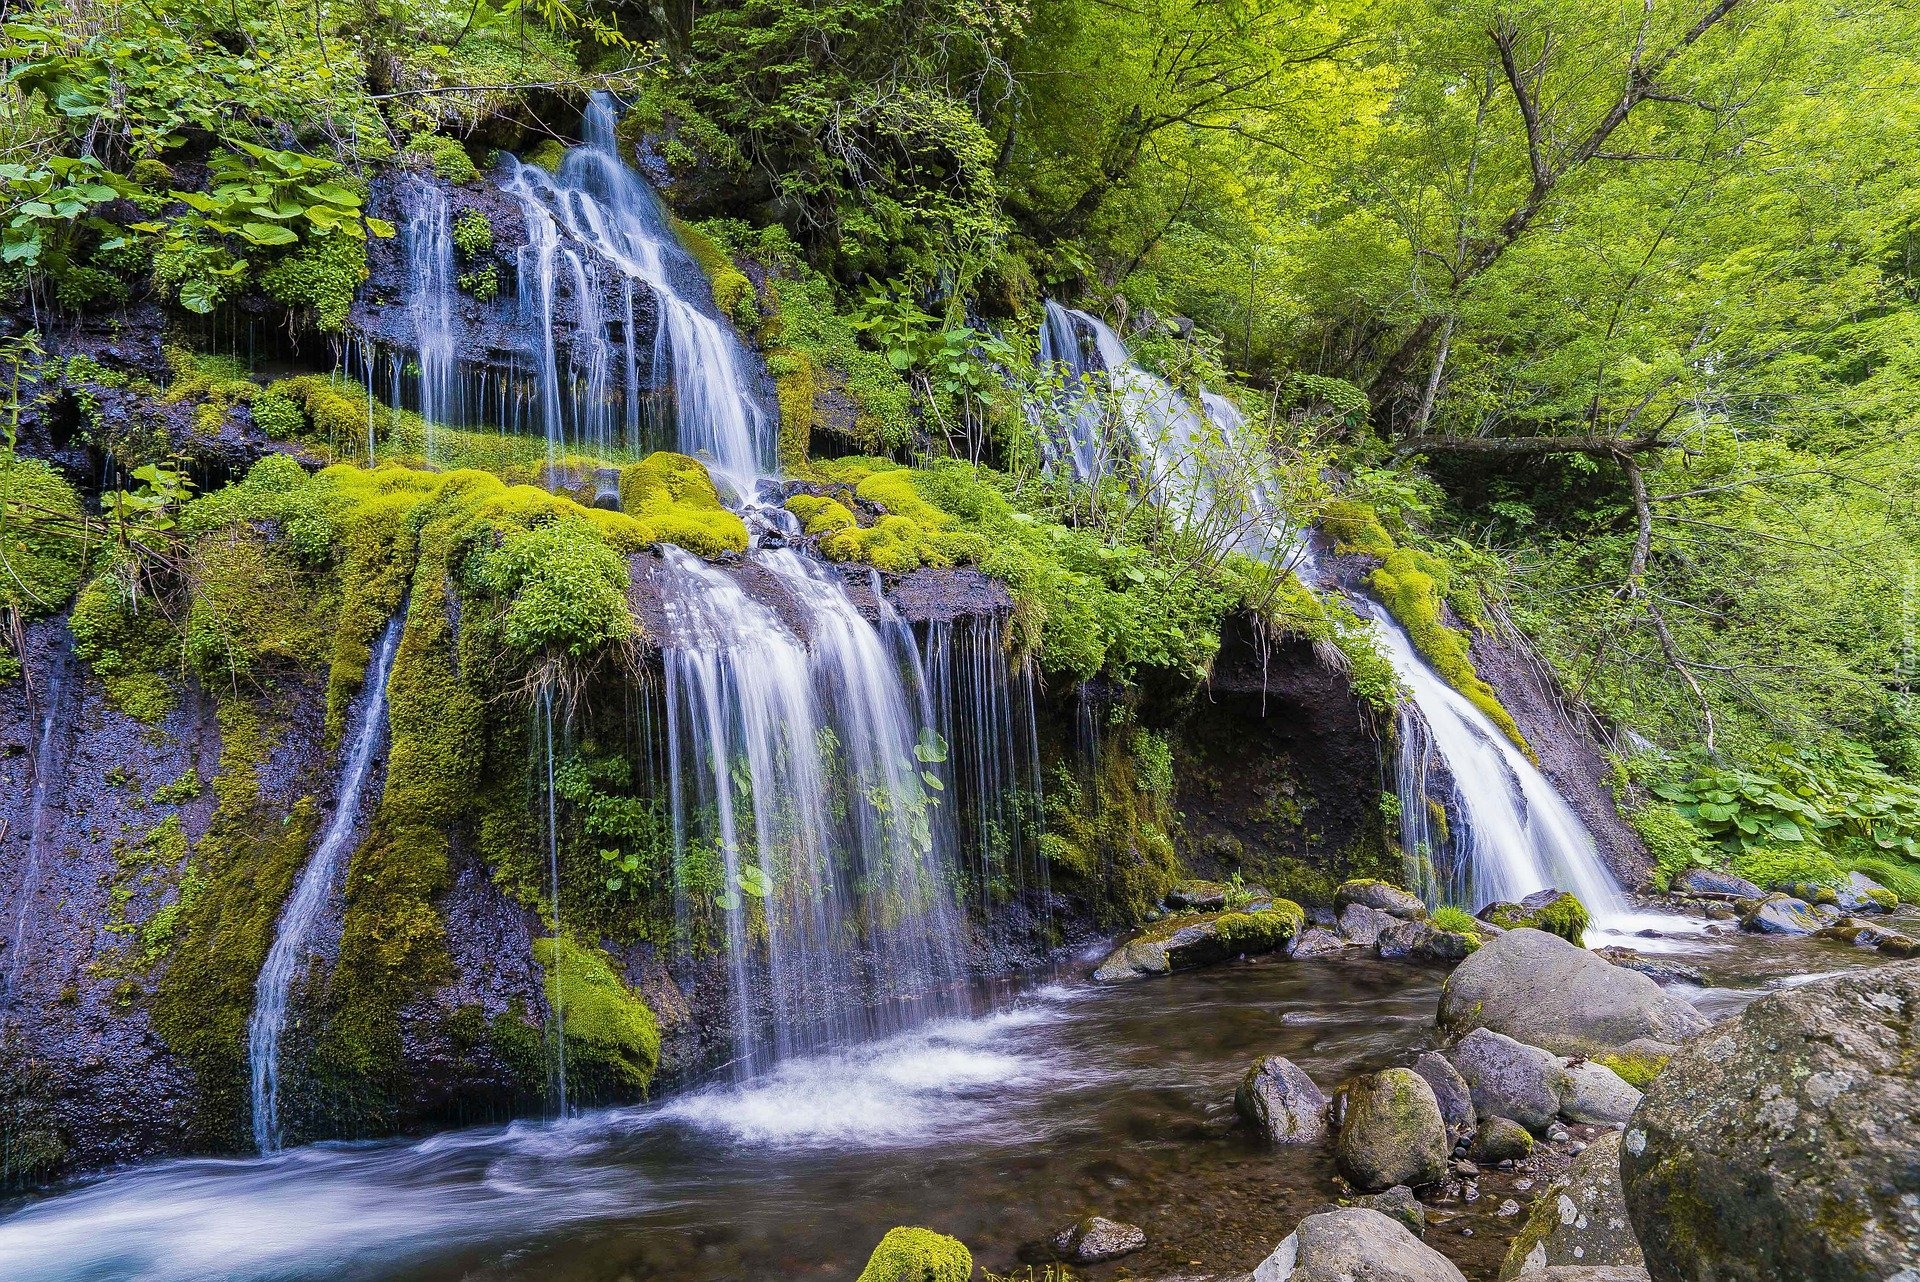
671 216 757 331
149 704 322 1148
453 209 493 257
1595 1051 1671 1088
0 453 84 622
1371 546 1532 756
1042 712 1180 925
1215 901 1305 950
617 452 749 556
402 132 481 185
532 934 660 1096
68 572 179 721
1532 891 1589 945
523 139 568 172
770 348 817 471
468 516 634 658
855 1227 972 1282
1430 904 1480 935
1322 499 1394 556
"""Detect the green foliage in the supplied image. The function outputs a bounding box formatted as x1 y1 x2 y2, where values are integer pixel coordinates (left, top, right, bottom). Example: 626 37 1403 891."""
257 232 368 333
401 133 480 186
1429 904 1479 935
452 210 493 257
0 451 85 617
468 517 633 658
1648 744 1920 868
1215 901 1305 951
856 1226 973 1282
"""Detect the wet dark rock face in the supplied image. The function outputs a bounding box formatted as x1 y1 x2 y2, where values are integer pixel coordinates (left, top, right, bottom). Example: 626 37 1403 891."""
1171 618 1397 905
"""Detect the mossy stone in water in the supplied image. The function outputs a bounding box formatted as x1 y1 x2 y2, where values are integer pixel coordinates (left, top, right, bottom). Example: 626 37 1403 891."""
1480 891 1588 946
1334 1067 1449 1191
855 1226 971 1282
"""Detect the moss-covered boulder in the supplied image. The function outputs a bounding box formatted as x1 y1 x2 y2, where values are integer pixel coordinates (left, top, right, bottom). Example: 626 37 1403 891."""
1333 1067 1449 1191
1478 890 1588 946
1622 959 1920 1282
1740 892 1825 935
1092 901 1305 980
855 1226 971 1282
1838 871 1898 913
532 936 660 1095
618 452 749 556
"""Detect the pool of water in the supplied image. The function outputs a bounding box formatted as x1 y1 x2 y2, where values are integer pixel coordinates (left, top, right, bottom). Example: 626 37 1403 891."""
0 918 1901 1282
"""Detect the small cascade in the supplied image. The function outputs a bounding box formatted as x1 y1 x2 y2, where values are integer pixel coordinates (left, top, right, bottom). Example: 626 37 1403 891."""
396 179 459 460
1368 616 1632 924
920 618 1049 935
249 615 404 1154
649 548 967 1072
500 94 772 493
1039 297 1636 928
4 644 71 1008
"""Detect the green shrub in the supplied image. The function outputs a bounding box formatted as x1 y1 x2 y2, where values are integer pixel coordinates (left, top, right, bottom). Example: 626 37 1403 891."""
257 232 369 333
467 516 634 658
0 453 85 617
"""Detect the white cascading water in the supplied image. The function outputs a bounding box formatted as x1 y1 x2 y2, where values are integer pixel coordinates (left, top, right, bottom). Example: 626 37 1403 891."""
501 96 771 494
500 96 973 1071
249 614 405 1153
397 178 459 461
1053 302 1638 929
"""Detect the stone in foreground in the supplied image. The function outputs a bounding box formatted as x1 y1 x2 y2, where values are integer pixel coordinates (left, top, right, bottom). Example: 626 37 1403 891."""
1622 957 1920 1282
1052 1215 1146 1263
1334 1067 1449 1191
1438 928 1708 1060
1560 1060 1641 1126
1499 1131 1643 1281
1354 1185 1426 1237
1471 1115 1535 1164
1237 1055 1330 1144
1411 1050 1476 1148
1251 1207 1466 1282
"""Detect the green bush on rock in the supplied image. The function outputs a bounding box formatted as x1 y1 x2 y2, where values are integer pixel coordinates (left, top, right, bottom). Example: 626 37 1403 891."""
855 1226 972 1282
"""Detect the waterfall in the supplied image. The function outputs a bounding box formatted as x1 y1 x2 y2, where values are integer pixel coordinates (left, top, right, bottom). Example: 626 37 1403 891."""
397 178 459 461
249 615 404 1154
650 548 967 1071
1042 300 1636 927
1370 617 1631 924
500 94 772 495
4 645 70 1008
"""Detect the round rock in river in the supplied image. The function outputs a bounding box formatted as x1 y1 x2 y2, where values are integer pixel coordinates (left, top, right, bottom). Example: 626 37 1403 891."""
1334 1067 1449 1191
1621 957 1920 1282
1251 1207 1466 1282
1438 928 1709 1060
1237 1055 1330 1144
1051 1215 1146 1263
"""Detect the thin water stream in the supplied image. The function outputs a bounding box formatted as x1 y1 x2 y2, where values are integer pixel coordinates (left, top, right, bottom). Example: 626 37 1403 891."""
0 924 1896 1282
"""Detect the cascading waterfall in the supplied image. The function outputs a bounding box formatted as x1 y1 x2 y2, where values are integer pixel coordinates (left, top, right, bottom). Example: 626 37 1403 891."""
920 618 1049 934
4 647 70 1009
396 178 459 461
650 547 967 1072
500 94 771 494
1043 300 1637 927
249 615 404 1154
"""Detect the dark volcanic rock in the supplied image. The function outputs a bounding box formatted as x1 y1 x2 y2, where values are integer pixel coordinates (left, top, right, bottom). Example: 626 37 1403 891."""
1377 918 1474 964
885 568 1014 624
1622 959 1920 1282
1671 868 1761 900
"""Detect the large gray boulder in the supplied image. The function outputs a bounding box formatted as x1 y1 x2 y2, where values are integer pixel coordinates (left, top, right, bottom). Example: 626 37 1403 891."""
1339 902 1397 947
1237 1056 1330 1144
1411 1051 1476 1147
1438 928 1709 1060
1562 1060 1642 1126
1337 879 1428 920
1251 1208 1466 1282
1499 1131 1644 1281
1448 1028 1573 1133
1622 959 1920 1282
1334 1068 1449 1191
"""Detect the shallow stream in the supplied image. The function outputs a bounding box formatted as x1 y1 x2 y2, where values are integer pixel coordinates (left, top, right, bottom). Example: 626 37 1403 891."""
0 920 1897 1282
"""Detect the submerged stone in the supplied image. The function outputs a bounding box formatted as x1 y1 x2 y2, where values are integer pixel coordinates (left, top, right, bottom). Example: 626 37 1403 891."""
1052 1215 1146 1263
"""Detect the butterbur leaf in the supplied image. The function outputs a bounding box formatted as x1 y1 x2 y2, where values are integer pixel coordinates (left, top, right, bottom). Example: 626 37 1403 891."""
239 222 297 245
920 770 944 791
737 865 772 898
365 216 395 239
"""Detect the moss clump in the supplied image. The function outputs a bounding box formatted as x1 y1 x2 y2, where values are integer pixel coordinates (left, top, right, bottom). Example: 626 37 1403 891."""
402 131 481 185
1322 498 1394 556
0 452 85 634
769 348 817 471
1531 891 1589 945
671 216 757 331
1371 546 1531 755
855 1227 972 1282
532 935 660 1095
1041 715 1180 925
1215 901 1305 951
1595 1051 1670 1088
522 139 568 172
468 516 634 658
68 572 179 721
1429 904 1481 936
784 493 859 536
618 451 749 556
